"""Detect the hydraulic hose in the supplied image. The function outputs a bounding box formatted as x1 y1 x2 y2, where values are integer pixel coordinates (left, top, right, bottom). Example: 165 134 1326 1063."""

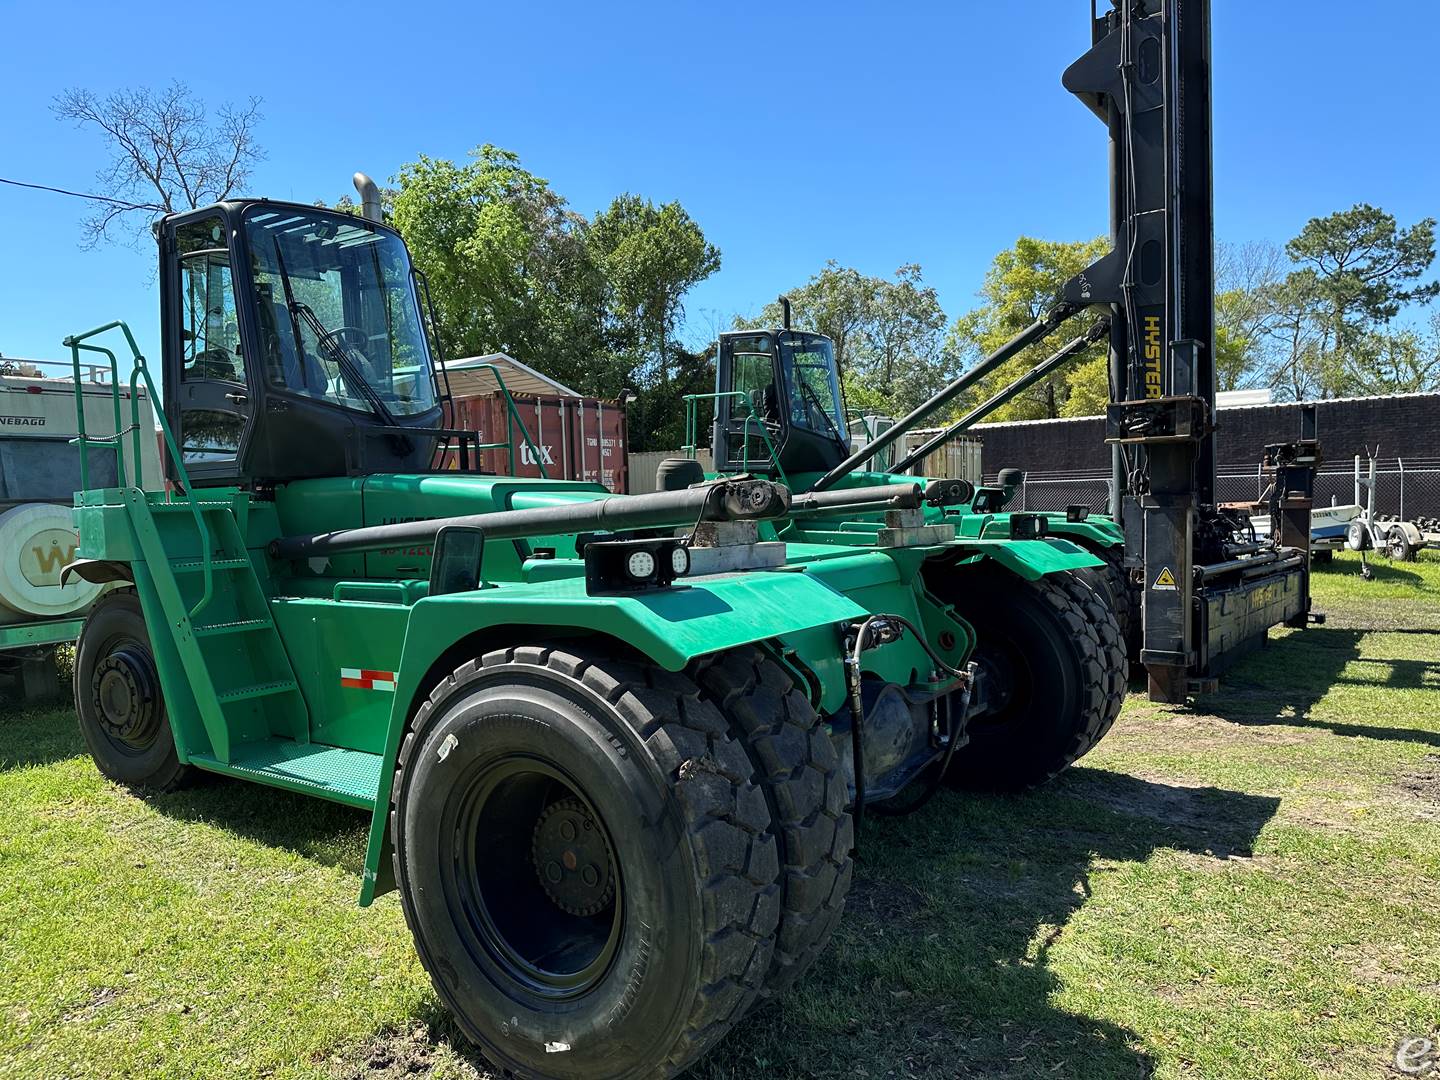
844 613 976 844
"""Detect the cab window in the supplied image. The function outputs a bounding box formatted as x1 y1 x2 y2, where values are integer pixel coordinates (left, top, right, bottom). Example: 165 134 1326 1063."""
723 335 779 466
178 219 244 387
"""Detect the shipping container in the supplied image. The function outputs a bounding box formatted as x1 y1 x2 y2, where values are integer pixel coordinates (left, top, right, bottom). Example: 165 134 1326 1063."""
897 430 983 485
441 392 629 493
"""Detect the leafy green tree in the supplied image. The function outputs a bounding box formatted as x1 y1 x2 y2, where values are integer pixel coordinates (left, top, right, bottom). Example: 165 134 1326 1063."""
388 147 609 394
1282 204 1438 396
742 262 948 416
744 261 876 377
945 236 1109 421
588 195 720 387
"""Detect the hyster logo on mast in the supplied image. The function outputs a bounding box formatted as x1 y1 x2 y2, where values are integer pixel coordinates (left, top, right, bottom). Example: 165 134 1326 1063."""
1143 315 1163 399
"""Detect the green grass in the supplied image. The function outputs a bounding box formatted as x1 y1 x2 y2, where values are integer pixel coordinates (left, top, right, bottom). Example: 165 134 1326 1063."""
3 551 1440 1079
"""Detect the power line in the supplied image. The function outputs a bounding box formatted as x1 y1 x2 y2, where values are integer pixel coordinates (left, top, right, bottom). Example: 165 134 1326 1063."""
0 176 164 212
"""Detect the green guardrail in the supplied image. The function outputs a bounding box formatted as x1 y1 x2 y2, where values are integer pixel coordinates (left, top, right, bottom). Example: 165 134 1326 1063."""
63 321 217 620
682 392 790 490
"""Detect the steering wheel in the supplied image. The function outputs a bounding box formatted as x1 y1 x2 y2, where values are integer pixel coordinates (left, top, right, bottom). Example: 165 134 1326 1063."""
315 325 369 355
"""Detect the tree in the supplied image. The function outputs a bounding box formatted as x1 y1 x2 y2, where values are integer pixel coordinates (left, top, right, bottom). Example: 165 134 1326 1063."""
388 146 610 395
1257 273 1329 401
743 261 876 377
1282 204 1438 395
53 82 263 246
588 195 720 387
742 262 949 416
386 147 722 447
1214 241 1285 392
946 236 1109 422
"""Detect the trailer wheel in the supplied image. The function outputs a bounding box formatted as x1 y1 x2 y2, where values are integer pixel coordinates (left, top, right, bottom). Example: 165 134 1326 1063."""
391 645 780 1079
691 646 853 1001
1387 527 1416 562
943 569 1125 791
73 590 190 791
1312 549 1334 564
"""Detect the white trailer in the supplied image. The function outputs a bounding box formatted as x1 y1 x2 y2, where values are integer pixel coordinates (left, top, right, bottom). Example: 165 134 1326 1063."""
0 358 162 697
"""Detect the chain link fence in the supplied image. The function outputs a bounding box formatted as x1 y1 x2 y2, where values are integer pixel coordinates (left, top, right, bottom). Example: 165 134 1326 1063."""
995 458 1440 522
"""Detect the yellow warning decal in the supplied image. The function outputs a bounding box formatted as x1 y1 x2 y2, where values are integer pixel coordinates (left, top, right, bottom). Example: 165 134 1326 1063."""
1152 566 1177 590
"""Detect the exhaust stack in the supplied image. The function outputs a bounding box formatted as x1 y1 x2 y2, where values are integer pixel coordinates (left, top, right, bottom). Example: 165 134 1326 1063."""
353 172 384 223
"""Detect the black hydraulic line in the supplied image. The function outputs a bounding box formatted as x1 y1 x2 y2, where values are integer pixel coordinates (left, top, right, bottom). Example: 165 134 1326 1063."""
268 478 790 561
891 319 1110 475
809 302 1084 492
843 613 976 847
1194 552 1304 583
868 661 976 818
789 482 923 516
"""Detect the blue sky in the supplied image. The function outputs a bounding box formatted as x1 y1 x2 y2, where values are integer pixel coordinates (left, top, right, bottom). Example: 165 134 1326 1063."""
2 1 1437 371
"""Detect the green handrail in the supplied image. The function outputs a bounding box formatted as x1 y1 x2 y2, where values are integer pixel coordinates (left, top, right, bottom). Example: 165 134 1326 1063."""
682 391 790 489
67 341 126 489
456 362 549 479
63 321 216 619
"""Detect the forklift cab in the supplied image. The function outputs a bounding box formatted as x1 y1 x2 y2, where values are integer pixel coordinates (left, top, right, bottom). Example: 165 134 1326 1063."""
158 201 444 487
711 328 848 477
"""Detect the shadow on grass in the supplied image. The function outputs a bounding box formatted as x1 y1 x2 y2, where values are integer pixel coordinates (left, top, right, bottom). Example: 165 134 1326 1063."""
1205 624 1440 746
1312 558 1427 588
358 770 1277 1080
0 704 84 771
0 705 371 872
149 779 372 875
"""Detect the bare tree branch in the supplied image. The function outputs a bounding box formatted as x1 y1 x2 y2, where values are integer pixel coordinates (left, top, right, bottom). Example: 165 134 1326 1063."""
52 82 264 246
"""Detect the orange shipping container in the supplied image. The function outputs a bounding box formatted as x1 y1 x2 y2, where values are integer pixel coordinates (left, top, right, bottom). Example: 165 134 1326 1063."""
442 393 629 493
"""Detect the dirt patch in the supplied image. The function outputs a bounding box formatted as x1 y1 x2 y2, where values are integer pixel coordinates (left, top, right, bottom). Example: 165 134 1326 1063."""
1397 753 1440 804
324 1024 491 1080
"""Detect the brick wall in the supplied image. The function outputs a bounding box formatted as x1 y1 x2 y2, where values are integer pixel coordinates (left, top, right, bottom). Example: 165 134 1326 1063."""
975 393 1440 478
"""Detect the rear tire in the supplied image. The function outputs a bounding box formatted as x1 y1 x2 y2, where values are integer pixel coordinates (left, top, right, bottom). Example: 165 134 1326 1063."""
691 647 853 1000
943 570 1125 791
391 645 780 1079
73 589 190 791
1083 544 1141 661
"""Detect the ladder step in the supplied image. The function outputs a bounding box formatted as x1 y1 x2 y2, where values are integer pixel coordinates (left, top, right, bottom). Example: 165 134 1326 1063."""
217 680 297 703
189 740 382 809
174 557 252 573
194 618 270 637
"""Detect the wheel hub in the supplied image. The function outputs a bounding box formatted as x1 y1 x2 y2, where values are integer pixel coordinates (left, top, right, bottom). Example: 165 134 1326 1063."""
531 797 614 917
93 646 161 748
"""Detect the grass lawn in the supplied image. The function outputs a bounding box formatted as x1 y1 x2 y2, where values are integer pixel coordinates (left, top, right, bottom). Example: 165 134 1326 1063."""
3 551 1439 1079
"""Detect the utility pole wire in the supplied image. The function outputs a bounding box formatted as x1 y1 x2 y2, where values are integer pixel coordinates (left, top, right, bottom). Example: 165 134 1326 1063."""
0 175 165 212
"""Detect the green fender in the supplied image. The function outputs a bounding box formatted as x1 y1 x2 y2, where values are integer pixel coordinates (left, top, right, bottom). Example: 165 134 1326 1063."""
958 537 1105 581
1043 517 1124 547
951 513 1107 581
359 570 867 903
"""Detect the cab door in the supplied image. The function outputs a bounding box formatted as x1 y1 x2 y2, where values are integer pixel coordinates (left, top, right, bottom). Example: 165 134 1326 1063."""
160 212 253 487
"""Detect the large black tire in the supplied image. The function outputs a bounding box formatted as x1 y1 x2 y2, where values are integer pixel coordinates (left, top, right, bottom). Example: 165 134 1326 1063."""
391 645 780 1080
943 570 1126 791
1081 543 1141 661
73 589 191 791
690 647 853 1001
